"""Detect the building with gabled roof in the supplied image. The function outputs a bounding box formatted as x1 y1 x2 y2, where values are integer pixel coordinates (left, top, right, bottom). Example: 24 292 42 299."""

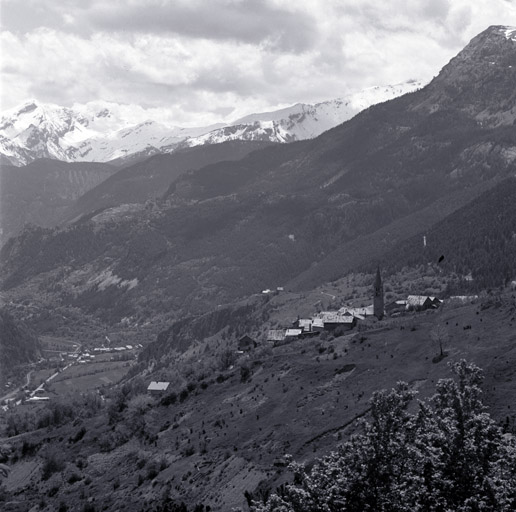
338 305 373 319
238 335 257 352
147 381 170 395
267 329 286 343
406 295 441 311
285 328 303 339
316 312 356 331
385 299 408 315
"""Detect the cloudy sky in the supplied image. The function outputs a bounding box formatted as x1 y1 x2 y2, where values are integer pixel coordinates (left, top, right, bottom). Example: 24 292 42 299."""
1 0 515 126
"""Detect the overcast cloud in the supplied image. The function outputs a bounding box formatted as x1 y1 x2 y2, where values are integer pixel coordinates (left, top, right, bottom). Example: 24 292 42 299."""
1 0 515 125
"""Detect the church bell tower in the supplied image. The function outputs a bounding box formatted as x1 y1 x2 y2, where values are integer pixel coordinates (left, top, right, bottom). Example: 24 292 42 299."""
373 266 384 320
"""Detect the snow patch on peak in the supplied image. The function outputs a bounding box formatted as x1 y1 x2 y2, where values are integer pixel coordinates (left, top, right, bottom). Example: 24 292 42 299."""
500 26 516 42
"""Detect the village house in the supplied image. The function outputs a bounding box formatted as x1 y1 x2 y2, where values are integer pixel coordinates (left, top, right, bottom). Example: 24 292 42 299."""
338 305 374 319
267 329 286 344
238 335 257 352
285 328 303 340
385 299 408 315
406 295 442 311
25 396 50 404
147 382 170 395
317 312 357 332
293 318 312 331
449 295 479 303
292 318 324 334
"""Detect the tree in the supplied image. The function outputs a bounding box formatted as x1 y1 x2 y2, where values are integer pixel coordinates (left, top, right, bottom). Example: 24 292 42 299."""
250 361 516 512
430 323 449 358
126 394 153 437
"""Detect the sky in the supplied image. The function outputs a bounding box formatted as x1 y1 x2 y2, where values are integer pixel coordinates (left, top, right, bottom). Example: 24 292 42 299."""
1 0 516 126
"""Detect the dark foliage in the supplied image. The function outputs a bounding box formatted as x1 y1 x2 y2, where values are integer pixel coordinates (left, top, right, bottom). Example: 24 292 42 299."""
379 177 516 291
0 309 40 380
251 361 516 512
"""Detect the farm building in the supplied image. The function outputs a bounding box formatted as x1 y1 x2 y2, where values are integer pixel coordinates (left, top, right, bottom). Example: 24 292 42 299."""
147 382 170 395
285 328 303 340
293 318 312 331
311 318 324 331
293 318 324 333
449 296 478 303
385 300 408 315
317 312 357 331
267 330 286 343
238 335 257 352
338 305 374 318
406 295 442 311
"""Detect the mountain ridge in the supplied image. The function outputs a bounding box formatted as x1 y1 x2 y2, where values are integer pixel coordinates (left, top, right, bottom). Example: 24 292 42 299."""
1 26 515 329
0 81 424 166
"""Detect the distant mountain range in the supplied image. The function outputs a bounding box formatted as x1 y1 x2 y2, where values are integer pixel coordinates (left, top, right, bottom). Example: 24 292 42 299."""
0 81 424 166
2 26 516 331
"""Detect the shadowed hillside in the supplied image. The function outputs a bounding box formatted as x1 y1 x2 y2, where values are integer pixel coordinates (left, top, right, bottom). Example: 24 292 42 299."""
376 177 516 291
0 159 116 245
0 309 40 385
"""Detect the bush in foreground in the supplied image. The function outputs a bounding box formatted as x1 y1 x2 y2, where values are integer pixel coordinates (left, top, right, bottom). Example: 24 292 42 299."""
250 361 516 512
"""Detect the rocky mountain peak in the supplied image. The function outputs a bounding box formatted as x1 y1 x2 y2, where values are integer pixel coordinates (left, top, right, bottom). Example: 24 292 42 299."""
413 25 516 126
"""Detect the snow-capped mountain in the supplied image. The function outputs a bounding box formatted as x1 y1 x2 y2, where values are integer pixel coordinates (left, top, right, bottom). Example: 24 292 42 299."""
0 101 222 166
185 81 425 147
0 80 424 166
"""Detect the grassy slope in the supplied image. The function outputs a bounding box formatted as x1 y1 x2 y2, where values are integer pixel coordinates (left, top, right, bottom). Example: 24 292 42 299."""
2 292 515 511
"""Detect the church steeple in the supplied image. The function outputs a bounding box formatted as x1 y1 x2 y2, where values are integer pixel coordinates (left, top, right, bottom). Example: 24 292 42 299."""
373 266 384 319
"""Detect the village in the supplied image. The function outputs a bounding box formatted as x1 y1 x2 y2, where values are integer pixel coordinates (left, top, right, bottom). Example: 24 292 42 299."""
0 339 142 411
263 269 445 346
145 269 481 396
2 268 482 403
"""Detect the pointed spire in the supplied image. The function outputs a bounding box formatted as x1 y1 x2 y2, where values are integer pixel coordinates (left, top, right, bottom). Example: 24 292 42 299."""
374 266 382 294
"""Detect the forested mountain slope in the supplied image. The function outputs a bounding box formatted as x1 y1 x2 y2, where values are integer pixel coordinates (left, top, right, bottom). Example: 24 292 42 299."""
0 309 40 385
1 26 515 327
378 177 516 290
0 159 116 245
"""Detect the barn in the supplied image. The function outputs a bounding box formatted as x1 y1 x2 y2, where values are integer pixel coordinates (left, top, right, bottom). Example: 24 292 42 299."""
147 382 170 395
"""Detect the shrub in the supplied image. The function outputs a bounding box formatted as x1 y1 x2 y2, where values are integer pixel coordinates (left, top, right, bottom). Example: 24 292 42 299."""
218 349 236 371
240 365 251 382
68 472 82 484
182 445 195 457
161 392 177 406
41 449 65 480
70 427 86 444
47 485 60 497
146 463 159 480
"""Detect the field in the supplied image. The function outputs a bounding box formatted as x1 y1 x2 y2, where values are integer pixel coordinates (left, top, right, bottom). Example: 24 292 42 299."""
29 368 56 388
48 361 132 395
40 336 80 352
